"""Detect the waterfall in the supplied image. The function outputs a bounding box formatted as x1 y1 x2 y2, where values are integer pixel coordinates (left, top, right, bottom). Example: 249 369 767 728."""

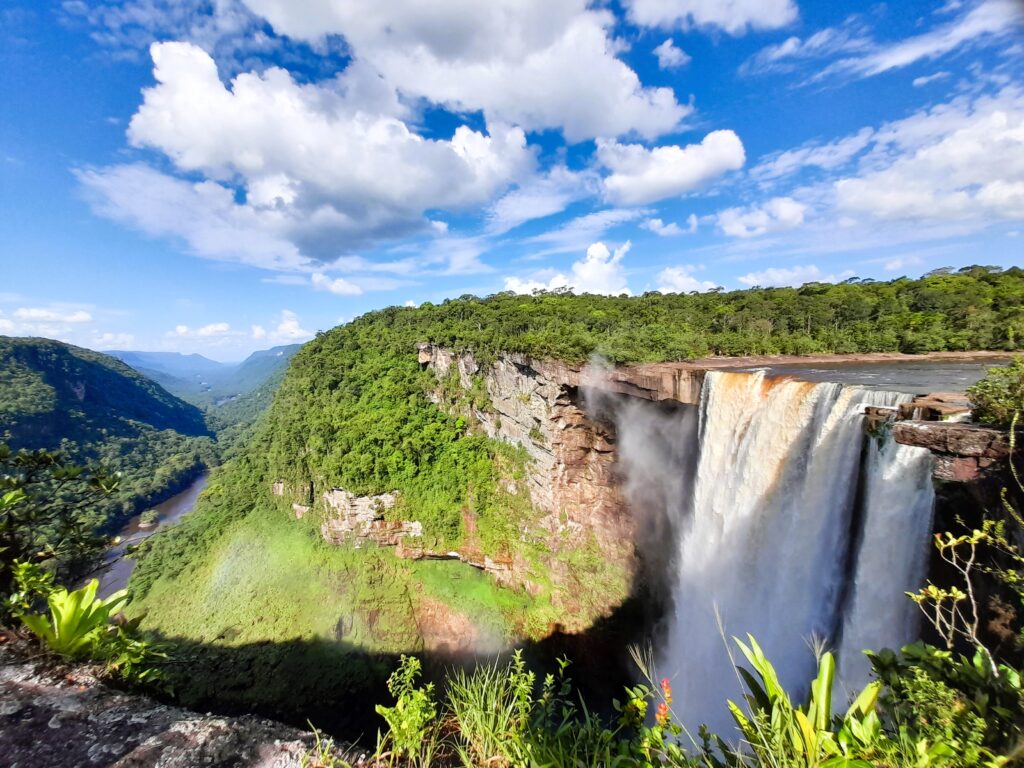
600 370 936 735
837 431 935 694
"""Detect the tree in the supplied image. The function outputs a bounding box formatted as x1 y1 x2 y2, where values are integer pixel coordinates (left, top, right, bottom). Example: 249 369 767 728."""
0 444 119 606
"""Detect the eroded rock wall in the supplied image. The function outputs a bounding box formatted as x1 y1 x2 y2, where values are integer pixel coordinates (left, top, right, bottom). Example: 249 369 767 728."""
418 344 633 571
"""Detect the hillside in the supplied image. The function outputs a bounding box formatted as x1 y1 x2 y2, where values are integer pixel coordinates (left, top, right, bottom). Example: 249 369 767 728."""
0 336 217 530
127 266 1024 724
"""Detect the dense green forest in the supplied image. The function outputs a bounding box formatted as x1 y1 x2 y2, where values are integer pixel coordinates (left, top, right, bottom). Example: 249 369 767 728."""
0 337 217 531
393 265 1024 365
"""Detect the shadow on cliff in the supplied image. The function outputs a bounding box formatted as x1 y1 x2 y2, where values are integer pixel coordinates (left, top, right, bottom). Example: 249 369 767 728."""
141 584 664 745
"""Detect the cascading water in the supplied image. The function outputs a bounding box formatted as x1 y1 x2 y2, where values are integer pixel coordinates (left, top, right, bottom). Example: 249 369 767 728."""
837 431 936 694
596 369 936 735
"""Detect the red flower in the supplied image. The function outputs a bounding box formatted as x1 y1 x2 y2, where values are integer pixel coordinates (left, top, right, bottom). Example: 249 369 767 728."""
656 702 670 727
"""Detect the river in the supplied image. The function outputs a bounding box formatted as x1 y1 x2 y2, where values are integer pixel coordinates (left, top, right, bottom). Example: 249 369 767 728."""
743 356 1012 393
92 473 209 599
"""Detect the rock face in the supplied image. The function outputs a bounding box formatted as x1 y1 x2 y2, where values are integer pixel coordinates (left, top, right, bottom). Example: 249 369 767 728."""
418 344 632 571
320 489 422 547
893 421 1011 482
0 637 352 768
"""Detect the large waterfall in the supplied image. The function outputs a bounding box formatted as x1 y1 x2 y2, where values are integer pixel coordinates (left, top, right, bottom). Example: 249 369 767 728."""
597 369 936 734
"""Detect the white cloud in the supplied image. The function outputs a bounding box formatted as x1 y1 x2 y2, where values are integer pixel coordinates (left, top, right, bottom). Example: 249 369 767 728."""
14 308 92 323
653 39 691 69
242 0 688 141
742 22 873 76
83 41 535 268
197 322 232 336
486 166 595 234
505 241 631 295
404 300 416 307
268 309 313 343
913 71 952 87
737 264 855 287
171 322 236 338
598 131 746 205
251 324 267 339
882 255 925 272
643 215 697 236
657 265 717 293
838 0 1022 78
834 87 1024 223
527 208 649 256
750 128 874 183
61 0 274 70
311 272 363 296
625 0 798 34
748 1 1022 81
92 332 136 348
717 197 807 237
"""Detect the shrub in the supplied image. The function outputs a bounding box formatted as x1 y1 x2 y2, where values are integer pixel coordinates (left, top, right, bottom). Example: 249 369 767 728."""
967 357 1024 428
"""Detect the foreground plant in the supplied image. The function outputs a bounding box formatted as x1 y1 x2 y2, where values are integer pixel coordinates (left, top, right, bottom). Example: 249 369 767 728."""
375 655 440 767
16 572 166 686
21 578 128 657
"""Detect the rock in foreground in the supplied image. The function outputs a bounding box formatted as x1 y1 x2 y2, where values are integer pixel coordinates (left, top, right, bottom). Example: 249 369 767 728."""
0 636 349 767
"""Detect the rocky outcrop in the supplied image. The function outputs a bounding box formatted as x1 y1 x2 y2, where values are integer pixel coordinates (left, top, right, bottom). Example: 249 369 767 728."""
320 489 422 547
0 637 354 768
897 393 972 421
893 421 1011 482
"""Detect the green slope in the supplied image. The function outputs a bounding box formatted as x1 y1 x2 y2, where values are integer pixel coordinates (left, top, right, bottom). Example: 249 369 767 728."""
0 336 218 529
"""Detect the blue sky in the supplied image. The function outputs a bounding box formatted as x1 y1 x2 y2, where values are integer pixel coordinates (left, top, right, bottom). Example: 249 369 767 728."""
1 0 1022 360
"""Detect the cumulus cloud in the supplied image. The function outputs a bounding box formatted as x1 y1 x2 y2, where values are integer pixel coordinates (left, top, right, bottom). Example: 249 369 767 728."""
642 215 697 236
267 309 313 343
834 87 1024 224
598 131 746 206
653 39 691 69
115 43 532 256
251 324 267 339
80 42 538 272
657 265 717 293
737 264 855 287
241 0 688 141
311 272 363 296
625 0 798 34
0 305 126 349
717 197 807 237
505 241 631 295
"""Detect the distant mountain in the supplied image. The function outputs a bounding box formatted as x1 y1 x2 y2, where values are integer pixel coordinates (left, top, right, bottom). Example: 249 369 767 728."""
0 336 217 528
106 350 226 379
107 344 301 411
